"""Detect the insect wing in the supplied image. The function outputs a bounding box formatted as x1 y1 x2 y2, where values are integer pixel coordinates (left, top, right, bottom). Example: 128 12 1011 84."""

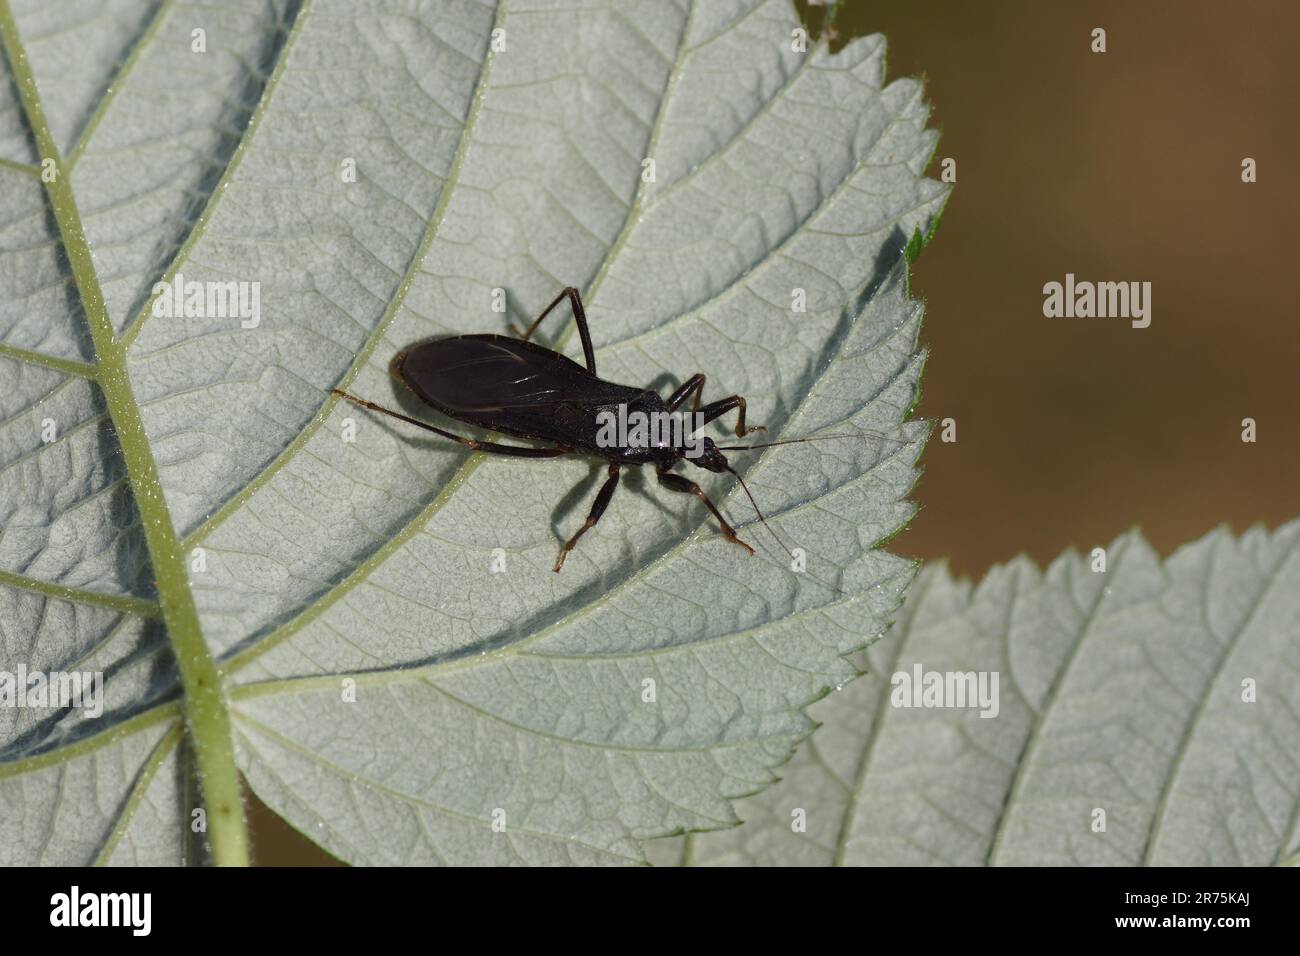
398 334 589 413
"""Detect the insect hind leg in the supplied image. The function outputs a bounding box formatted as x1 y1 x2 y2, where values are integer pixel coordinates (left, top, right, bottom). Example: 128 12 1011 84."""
511 286 598 375
331 389 573 459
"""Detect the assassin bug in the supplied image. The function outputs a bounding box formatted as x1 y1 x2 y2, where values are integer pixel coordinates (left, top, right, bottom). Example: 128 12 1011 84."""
333 287 905 573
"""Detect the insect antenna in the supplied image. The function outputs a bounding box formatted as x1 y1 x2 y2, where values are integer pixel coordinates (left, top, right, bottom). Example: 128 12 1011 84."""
724 465 786 558
718 423 925 595
716 426 918 452
724 464 848 597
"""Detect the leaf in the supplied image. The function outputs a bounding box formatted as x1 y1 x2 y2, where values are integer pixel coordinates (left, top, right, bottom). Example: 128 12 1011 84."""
0 0 946 864
647 523 1300 866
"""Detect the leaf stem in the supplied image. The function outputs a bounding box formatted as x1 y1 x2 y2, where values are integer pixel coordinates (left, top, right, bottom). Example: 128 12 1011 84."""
0 0 249 866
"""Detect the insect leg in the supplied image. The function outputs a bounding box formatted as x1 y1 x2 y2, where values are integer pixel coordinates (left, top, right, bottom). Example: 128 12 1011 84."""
331 389 573 458
664 373 706 411
514 286 598 376
655 469 755 555
554 463 620 572
695 394 766 438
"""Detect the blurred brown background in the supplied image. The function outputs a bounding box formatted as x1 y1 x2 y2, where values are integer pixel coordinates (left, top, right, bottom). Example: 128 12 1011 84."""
853 0 1299 581
248 0 1300 864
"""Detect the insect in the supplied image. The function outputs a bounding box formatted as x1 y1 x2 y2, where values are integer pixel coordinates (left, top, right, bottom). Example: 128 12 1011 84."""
333 287 898 573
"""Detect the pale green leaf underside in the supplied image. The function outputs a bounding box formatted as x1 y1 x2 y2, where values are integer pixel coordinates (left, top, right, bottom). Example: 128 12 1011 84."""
648 522 1300 866
0 0 946 864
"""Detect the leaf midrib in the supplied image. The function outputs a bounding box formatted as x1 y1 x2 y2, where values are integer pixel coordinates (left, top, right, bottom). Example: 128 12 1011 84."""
0 0 301 866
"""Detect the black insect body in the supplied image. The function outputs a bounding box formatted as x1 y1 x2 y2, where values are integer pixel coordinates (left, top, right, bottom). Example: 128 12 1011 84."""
333 287 771 572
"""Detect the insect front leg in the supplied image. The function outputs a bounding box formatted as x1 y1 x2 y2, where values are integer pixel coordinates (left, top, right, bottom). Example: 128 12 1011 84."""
512 286 598 375
695 394 766 438
655 469 754 555
554 463 621 572
666 375 765 437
